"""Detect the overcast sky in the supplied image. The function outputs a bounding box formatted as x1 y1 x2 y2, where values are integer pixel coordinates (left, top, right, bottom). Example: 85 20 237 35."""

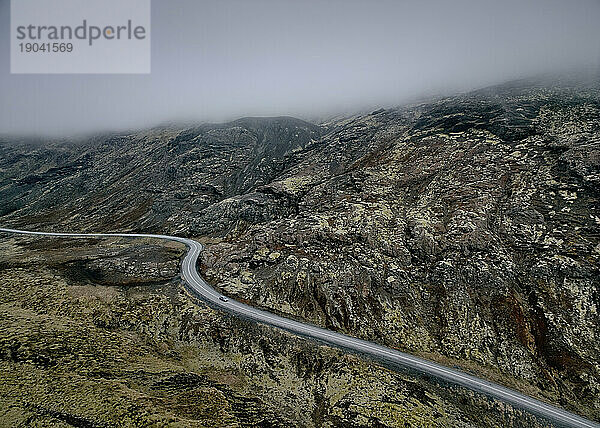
1 0 599 137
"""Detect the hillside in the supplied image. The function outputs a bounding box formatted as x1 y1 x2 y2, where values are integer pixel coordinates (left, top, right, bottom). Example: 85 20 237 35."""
1 79 599 424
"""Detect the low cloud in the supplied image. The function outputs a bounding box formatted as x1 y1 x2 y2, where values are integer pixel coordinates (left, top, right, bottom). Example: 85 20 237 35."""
1 0 599 137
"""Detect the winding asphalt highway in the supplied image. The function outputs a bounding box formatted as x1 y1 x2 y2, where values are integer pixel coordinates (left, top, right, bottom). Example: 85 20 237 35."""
1 226 598 428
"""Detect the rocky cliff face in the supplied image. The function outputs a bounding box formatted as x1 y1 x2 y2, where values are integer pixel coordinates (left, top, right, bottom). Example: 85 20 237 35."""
1 78 599 423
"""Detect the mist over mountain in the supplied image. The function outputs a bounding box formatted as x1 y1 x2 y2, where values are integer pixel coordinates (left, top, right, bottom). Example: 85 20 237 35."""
1 0 600 424
1 0 599 136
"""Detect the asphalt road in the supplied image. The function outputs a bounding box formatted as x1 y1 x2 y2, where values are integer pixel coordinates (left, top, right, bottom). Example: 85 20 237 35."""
1 226 598 428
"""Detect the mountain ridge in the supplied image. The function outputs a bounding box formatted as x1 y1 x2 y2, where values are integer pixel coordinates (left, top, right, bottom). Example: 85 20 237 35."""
1 77 599 421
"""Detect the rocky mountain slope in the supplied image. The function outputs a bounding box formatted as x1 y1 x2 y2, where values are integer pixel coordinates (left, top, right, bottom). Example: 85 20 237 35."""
1 77 599 424
0 116 321 234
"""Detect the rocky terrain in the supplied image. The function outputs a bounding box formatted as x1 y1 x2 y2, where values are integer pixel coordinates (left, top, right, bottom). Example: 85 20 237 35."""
0 236 548 427
1 76 599 425
0 116 322 234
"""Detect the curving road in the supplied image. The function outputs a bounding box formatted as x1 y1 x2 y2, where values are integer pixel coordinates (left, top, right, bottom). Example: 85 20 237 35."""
1 227 598 428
